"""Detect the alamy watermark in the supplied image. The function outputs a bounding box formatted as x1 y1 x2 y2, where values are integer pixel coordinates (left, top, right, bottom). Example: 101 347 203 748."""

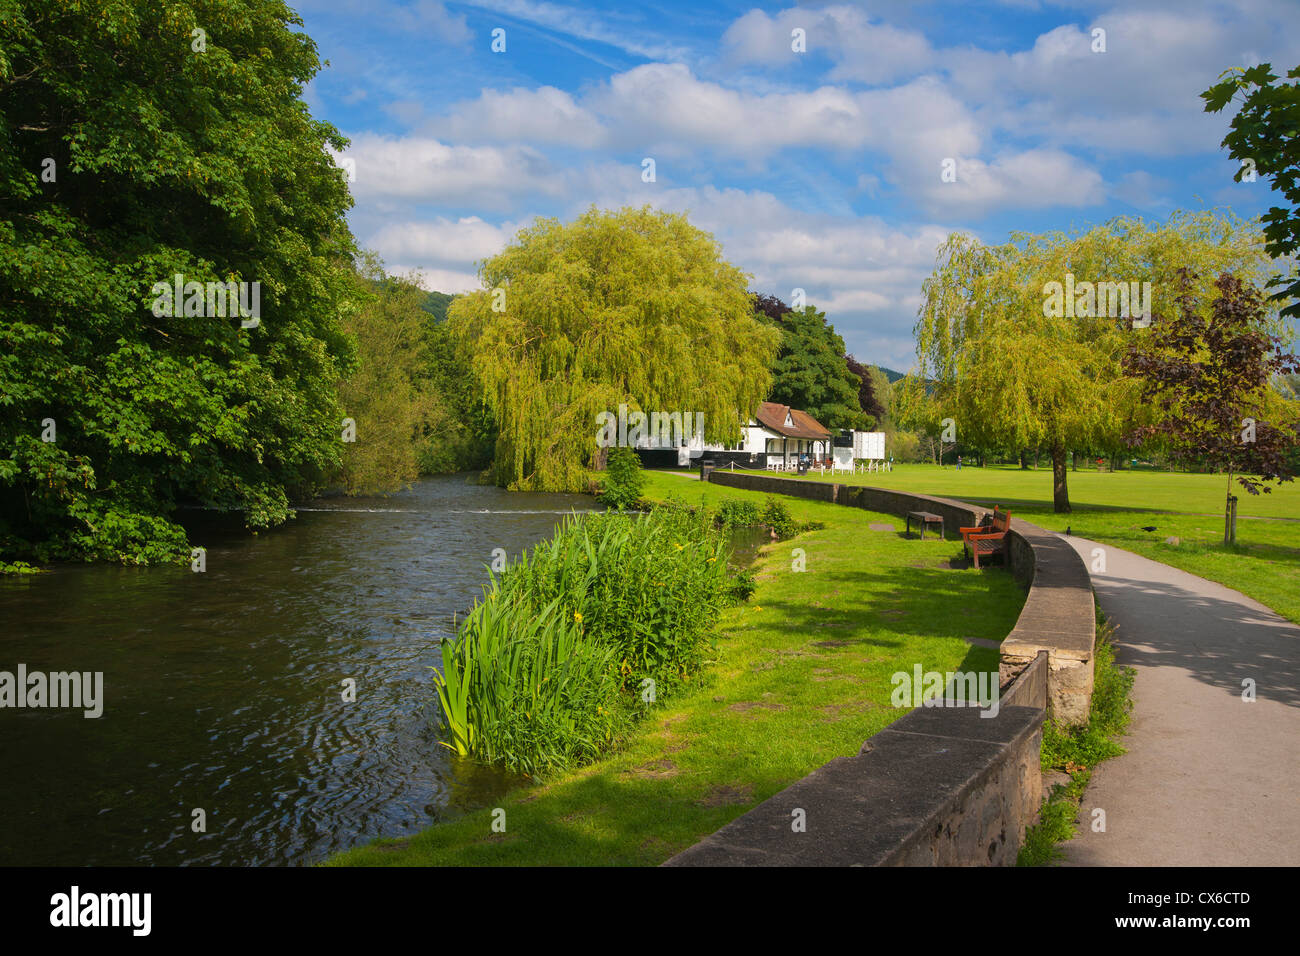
891 664 1000 718
1043 272 1152 327
150 273 261 328
1 665 103 718
50 886 150 936
595 403 705 453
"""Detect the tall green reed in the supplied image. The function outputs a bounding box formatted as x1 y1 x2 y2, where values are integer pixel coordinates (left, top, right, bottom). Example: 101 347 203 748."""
432 506 731 775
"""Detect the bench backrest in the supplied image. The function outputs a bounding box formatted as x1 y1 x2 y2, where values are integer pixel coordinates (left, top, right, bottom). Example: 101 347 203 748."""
990 508 1011 533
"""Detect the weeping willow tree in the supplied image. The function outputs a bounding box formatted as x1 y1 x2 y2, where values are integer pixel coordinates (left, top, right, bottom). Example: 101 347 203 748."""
901 211 1273 511
448 206 780 490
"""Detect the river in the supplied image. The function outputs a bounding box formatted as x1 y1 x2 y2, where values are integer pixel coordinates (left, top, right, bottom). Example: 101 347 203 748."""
0 476 604 866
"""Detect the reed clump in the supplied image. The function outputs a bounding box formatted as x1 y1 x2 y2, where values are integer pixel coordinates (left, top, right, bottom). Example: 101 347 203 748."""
433 506 731 775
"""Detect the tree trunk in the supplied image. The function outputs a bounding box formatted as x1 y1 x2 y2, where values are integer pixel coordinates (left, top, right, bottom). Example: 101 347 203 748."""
1052 443 1071 513
1071 450 1077 472
1019 449 1029 470
1224 470 1235 546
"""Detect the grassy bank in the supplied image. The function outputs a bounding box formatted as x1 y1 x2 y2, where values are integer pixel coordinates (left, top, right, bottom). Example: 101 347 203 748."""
749 464 1300 624
326 472 1026 866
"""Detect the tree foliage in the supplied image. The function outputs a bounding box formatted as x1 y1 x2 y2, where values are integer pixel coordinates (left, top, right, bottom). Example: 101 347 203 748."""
334 256 438 495
0 0 357 562
1123 270 1299 497
419 292 496 475
905 212 1274 511
752 293 790 324
450 206 779 491
597 447 643 509
844 353 885 424
1203 63 1300 319
757 296 868 430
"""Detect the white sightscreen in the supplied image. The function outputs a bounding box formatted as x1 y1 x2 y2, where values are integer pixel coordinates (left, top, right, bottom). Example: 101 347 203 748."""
854 431 885 459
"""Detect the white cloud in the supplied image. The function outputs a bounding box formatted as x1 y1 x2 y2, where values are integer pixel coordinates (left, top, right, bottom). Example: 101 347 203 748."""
721 5 934 85
333 135 573 209
943 7 1298 156
432 86 607 147
383 265 483 294
296 0 471 43
1110 170 1175 208
401 0 472 44
366 217 526 267
915 149 1107 213
588 65 980 165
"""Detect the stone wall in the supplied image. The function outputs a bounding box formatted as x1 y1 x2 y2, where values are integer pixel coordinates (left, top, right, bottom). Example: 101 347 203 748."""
665 691 1047 867
998 521 1097 725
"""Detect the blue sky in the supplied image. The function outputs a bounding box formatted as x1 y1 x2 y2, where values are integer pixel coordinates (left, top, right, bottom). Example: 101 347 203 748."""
293 0 1300 371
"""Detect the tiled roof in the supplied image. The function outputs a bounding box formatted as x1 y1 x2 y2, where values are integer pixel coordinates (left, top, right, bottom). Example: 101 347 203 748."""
755 401 831 440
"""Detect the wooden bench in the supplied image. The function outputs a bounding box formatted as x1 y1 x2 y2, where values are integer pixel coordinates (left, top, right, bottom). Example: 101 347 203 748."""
959 507 1011 569
905 510 944 540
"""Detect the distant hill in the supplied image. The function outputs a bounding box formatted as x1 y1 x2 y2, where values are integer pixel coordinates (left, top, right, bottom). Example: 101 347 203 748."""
421 290 455 324
876 366 906 383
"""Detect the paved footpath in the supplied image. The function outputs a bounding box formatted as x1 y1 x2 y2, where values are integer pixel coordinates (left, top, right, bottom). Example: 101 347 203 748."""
1055 536 1300 866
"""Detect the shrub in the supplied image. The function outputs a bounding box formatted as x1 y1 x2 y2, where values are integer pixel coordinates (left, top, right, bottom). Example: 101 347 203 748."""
597 447 644 509
762 497 797 540
505 506 728 689
716 498 761 529
432 505 730 774
722 566 757 604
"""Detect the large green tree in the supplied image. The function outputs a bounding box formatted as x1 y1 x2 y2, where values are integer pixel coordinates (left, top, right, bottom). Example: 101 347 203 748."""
419 291 496 475
450 206 779 491
757 295 868 430
0 1 357 562
906 211 1274 512
334 256 437 496
1203 63 1300 319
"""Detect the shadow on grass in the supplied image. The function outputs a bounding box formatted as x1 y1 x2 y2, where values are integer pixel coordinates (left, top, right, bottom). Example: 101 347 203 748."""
339 763 801 867
744 559 1023 651
1047 520 1300 569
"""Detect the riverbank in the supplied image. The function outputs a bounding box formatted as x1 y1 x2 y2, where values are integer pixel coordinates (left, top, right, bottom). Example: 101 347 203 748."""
326 472 1027 866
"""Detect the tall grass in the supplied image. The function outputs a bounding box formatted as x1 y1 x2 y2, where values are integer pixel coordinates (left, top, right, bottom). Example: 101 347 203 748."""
433 506 732 775
432 594 625 776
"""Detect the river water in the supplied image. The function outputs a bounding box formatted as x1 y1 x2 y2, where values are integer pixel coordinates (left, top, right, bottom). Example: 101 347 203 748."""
0 476 604 866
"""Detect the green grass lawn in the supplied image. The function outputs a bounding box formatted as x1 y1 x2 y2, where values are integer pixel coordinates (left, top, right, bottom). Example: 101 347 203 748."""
325 472 1026 866
746 463 1300 624
784 462 1300 518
